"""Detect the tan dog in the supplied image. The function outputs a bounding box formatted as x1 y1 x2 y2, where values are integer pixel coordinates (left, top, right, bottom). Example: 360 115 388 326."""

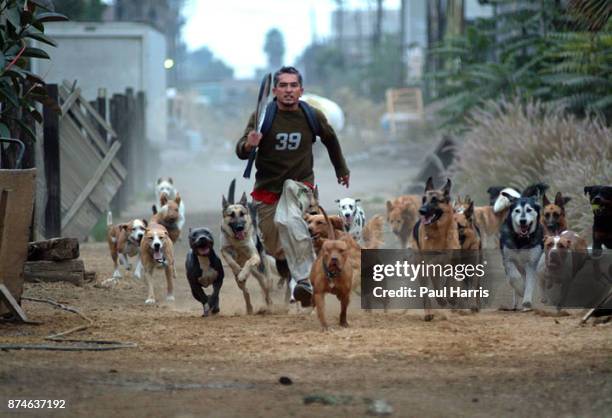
306 212 384 294
541 192 571 236
139 222 176 305
220 191 273 314
386 194 421 248
151 193 182 243
537 230 588 309
309 208 353 331
106 211 147 280
411 177 460 321
453 197 482 250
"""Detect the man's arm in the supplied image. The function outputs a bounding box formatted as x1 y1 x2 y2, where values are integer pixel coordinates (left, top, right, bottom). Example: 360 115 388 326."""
236 112 258 160
315 108 350 187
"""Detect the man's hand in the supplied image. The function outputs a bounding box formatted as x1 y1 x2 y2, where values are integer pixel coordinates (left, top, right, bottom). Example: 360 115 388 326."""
338 174 350 188
245 130 263 152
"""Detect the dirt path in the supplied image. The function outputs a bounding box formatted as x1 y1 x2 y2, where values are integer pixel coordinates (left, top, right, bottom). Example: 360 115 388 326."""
1 149 611 417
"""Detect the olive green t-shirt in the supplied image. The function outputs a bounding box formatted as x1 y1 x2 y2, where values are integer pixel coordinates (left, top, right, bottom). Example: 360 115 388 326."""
236 106 350 194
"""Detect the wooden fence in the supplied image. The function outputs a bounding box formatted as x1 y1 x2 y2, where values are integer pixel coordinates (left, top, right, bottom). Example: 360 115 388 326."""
42 81 156 241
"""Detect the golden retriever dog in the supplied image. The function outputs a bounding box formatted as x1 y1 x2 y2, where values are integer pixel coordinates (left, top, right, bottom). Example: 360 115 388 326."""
386 194 421 249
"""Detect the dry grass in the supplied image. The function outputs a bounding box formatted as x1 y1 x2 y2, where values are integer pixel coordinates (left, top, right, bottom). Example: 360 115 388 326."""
451 99 612 240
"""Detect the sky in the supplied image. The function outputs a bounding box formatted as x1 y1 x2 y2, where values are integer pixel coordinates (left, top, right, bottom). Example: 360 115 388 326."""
181 0 401 79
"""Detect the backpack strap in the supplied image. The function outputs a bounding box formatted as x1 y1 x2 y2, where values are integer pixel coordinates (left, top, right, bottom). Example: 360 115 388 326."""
298 100 322 141
260 99 322 142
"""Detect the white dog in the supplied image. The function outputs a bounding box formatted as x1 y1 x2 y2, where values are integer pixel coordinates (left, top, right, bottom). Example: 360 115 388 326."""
336 197 366 242
155 177 185 231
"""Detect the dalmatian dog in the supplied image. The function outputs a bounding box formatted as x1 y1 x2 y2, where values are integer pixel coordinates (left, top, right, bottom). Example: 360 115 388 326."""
336 197 366 243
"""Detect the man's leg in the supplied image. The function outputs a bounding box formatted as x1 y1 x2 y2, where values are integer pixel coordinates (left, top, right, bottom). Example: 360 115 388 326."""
274 180 317 306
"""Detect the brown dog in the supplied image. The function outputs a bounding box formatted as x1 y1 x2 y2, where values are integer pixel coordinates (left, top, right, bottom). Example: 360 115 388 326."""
306 212 384 294
454 197 482 250
309 208 353 331
151 193 182 243
541 192 571 236
386 195 421 249
411 177 460 321
139 222 176 305
537 230 588 309
106 211 147 280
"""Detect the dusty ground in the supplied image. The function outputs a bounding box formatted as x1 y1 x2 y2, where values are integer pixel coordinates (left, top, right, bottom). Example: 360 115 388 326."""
1 143 611 417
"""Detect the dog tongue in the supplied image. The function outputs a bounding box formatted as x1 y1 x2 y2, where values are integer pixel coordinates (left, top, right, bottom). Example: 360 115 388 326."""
197 247 210 256
154 250 163 261
235 231 246 240
422 215 434 225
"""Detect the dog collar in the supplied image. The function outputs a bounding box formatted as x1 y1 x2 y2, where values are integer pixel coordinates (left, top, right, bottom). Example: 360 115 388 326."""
322 259 338 282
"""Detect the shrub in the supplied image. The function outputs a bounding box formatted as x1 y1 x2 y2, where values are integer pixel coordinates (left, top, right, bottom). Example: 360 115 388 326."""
451 98 611 240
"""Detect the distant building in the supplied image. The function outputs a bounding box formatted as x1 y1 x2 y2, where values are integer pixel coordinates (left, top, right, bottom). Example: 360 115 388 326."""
107 0 185 86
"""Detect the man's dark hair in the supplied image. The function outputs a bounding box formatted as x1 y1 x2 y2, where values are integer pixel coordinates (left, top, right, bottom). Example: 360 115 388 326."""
273 66 303 87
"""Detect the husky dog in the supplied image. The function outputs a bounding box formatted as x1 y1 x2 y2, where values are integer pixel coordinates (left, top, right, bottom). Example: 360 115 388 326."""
499 189 545 311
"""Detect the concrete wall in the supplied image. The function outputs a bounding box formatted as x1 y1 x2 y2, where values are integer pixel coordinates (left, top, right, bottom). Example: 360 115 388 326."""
31 22 167 144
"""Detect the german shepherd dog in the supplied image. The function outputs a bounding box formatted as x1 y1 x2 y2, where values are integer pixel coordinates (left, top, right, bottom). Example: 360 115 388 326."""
454 196 483 312
411 177 460 321
220 183 273 315
541 192 571 236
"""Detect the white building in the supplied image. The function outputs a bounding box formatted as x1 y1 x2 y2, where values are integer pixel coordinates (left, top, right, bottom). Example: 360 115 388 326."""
31 21 168 144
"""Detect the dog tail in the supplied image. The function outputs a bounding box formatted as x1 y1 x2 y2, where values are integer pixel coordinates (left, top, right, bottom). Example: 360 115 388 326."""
493 187 520 213
319 206 336 240
362 214 384 249
107 211 113 227
228 178 236 205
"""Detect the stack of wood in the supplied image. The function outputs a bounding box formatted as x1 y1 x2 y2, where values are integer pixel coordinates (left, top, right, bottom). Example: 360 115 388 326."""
24 238 96 285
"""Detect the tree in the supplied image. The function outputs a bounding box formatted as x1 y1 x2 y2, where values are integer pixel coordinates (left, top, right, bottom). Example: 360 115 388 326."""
264 28 285 69
53 0 106 21
184 46 233 82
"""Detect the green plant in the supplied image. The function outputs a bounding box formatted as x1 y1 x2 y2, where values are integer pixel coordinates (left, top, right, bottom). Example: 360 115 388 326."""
0 0 67 140
427 0 612 127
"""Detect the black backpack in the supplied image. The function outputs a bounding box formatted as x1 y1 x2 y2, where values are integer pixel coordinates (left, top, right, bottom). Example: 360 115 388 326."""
260 99 322 142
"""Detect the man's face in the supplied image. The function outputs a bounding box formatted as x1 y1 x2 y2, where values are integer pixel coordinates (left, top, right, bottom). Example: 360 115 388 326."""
273 73 303 108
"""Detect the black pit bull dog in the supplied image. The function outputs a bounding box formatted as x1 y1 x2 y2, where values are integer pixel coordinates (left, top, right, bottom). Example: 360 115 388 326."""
185 227 224 316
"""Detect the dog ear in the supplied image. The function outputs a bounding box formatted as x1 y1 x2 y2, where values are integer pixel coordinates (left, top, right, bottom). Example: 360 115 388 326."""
151 205 158 215
583 186 592 196
442 178 452 197
157 177 162 185
329 215 344 231
554 192 563 207
313 185 319 200
119 223 129 231
563 196 571 206
142 219 148 227
542 193 551 206
222 195 229 210
168 177 174 184
386 200 393 214
335 199 340 203
425 177 434 193
355 199 361 203
465 200 474 219
174 193 181 205
239 192 248 207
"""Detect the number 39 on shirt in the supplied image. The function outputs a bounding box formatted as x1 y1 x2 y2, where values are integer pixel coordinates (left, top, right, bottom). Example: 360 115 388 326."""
275 133 302 151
